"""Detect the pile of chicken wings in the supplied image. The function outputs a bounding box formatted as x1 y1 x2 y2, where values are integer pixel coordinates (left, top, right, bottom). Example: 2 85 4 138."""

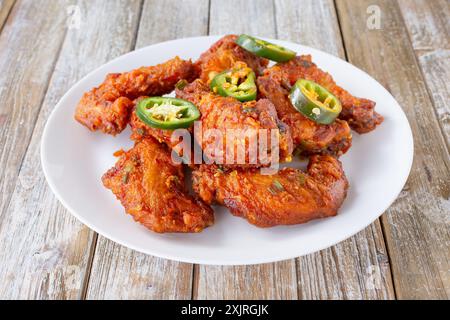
75 35 382 233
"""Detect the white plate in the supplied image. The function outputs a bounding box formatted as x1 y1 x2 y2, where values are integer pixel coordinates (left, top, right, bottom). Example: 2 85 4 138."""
41 36 413 265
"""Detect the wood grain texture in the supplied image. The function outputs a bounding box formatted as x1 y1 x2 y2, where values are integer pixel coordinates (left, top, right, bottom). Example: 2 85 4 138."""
0 0 74 298
336 0 450 299
296 225 393 299
399 0 450 297
0 0 15 31
0 0 70 227
274 0 394 300
209 0 275 36
398 0 449 146
0 0 141 299
86 238 194 299
275 0 345 57
195 0 395 300
137 0 209 45
194 0 298 300
85 0 209 300
397 0 449 51
0 0 446 300
416 49 450 147
195 261 298 300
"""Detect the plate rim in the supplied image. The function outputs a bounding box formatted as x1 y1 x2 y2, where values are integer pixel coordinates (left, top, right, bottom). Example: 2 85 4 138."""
41 35 414 265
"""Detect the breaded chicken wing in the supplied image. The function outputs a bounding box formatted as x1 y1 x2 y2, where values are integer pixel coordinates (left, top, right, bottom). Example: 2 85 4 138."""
192 155 348 227
196 35 269 83
102 137 213 233
257 75 352 156
260 55 383 133
75 57 198 135
129 97 196 168
176 80 293 168
130 97 176 145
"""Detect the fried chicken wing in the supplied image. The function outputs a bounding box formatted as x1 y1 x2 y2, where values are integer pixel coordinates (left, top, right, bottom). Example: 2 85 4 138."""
75 57 198 135
260 55 383 133
176 80 293 168
129 97 196 168
193 155 348 227
196 35 269 83
130 97 176 145
102 137 213 233
257 75 352 156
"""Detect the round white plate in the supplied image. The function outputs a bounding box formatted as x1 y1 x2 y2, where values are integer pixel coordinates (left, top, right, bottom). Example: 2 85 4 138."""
41 36 413 265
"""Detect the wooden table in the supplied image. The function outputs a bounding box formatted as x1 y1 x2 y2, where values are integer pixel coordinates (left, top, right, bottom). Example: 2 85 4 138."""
0 0 448 300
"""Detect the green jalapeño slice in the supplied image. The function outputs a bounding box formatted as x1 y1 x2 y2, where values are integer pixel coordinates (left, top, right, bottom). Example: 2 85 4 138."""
236 34 296 62
289 79 342 125
210 62 257 102
136 97 200 130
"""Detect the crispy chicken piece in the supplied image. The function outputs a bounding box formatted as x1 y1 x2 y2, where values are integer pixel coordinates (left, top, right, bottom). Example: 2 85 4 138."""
130 97 176 146
195 34 269 83
102 137 213 233
192 155 348 227
176 80 294 168
260 55 383 133
257 75 352 156
130 97 195 167
75 57 198 135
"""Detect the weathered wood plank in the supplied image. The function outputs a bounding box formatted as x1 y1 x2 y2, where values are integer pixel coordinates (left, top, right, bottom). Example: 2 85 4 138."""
195 261 298 300
194 0 298 300
209 0 276 36
0 0 70 226
296 224 393 299
85 0 209 300
137 0 209 45
0 0 142 299
86 238 194 299
398 0 449 146
337 0 450 299
197 0 395 300
404 1 450 292
274 0 395 300
0 0 15 31
397 0 449 51
275 0 345 57
417 50 450 148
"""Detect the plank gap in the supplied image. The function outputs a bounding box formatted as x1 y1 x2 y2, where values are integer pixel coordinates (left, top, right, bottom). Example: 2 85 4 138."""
206 0 211 35
191 264 199 299
272 0 278 38
80 233 98 300
0 0 16 34
294 258 301 299
332 0 349 61
379 215 398 299
129 0 145 51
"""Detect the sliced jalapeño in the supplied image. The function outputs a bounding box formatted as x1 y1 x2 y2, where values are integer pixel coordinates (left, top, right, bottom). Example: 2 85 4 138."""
289 79 342 125
136 97 200 130
236 34 296 62
210 62 257 102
